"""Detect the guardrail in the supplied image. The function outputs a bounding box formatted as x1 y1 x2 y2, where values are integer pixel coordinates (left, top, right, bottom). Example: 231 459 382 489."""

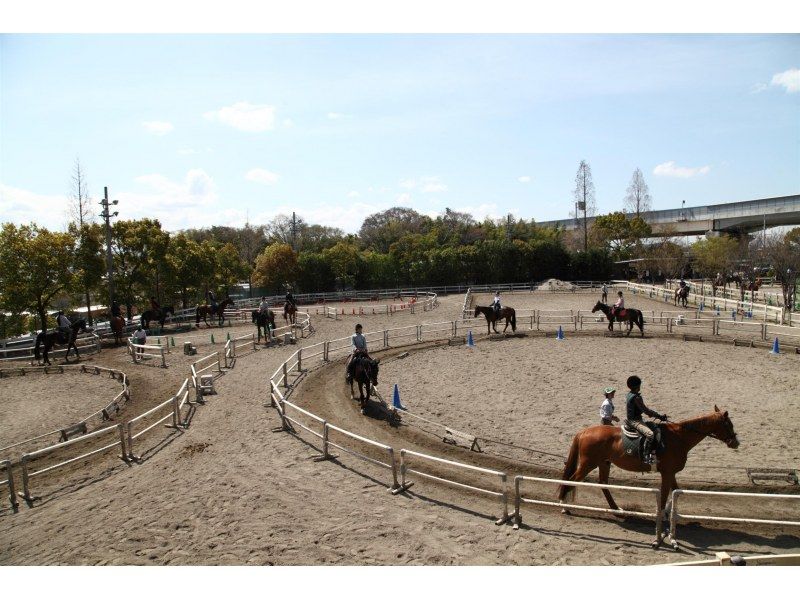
0 333 101 363
125 379 189 461
668 489 800 547
1 459 18 510
393 448 510 524
18 423 127 504
190 352 222 401
324 423 399 491
513 475 663 543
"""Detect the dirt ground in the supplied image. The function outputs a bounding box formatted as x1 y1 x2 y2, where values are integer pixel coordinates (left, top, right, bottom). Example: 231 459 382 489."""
1 290 798 565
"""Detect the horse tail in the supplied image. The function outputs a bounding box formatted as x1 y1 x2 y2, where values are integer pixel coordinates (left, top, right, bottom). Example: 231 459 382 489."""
558 433 581 501
34 333 43 360
637 310 645 332
511 310 516 332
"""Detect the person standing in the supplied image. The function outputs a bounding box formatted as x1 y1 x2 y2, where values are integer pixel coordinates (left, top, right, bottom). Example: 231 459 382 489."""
599 387 619 425
601 283 608 303
132 325 147 355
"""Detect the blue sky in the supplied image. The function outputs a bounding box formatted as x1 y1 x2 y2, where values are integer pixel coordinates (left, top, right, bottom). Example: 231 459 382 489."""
1 34 798 233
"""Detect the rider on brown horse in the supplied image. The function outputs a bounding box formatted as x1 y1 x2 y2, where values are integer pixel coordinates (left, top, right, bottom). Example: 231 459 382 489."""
624 375 668 464
346 323 369 383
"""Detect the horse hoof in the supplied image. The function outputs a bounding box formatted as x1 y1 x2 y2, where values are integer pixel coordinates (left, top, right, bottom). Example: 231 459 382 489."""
561 508 571 515
360 408 366 415
650 540 661 550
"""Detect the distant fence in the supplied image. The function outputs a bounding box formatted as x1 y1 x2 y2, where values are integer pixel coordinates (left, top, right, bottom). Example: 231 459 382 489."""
0 333 101 363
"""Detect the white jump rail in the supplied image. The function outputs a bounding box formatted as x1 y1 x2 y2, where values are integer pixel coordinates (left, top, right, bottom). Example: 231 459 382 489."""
670 552 800 566
190 351 222 401
392 448 510 525
18 423 127 503
230 332 256 359
667 489 800 547
323 423 400 491
1 459 19 510
127 338 167 367
513 475 663 543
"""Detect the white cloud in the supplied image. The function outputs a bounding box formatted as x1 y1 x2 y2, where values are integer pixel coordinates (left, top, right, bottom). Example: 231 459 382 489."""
178 148 200 155
653 161 710 178
327 112 349 120
142 121 174 136
395 193 412 206
203 102 276 132
750 82 768 94
399 176 447 193
453 203 510 222
518 176 532 183
347 191 361 198
0 184 71 230
245 168 280 185
770 68 800 94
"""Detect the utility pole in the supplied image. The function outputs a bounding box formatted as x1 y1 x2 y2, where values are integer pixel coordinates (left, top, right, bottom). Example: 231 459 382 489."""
99 187 118 306
291 211 297 251
506 213 512 240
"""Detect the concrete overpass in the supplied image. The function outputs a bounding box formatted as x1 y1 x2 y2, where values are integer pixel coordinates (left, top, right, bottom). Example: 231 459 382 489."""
535 194 800 237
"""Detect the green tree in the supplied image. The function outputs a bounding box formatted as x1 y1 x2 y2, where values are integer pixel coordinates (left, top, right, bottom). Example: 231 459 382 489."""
164 234 214 308
69 222 105 324
111 219 170 315
214 242 249 296
297 252 336 292
0 223 76 332
359 207 432 253
252 243 298 292
323 241 364 289
590 212 652 259
691 235 739 285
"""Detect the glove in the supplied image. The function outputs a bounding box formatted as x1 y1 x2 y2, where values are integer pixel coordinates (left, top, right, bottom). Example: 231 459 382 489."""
660 414 669 421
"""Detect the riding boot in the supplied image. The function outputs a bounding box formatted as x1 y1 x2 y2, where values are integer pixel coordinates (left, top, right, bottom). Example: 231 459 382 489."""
642 437 654 464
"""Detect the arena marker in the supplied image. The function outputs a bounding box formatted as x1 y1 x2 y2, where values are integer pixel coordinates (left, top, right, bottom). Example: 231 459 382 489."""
227 332 231 341
171 337 175 347
466 330 475 347
392 384 406 410
770 337 780 355
157 337 161 345
557 325 565 340
211 334 215 344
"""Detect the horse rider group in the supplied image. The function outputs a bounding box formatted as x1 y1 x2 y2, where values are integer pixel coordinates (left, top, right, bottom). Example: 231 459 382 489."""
599 375 668 464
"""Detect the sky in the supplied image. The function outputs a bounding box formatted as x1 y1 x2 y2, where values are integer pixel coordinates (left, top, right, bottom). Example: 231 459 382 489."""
1 34 798 234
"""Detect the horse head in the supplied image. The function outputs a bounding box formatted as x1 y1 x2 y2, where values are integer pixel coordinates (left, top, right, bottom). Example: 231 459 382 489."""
473 306 481 318
712 405 740 449
367 358 379 386
591 301 605 313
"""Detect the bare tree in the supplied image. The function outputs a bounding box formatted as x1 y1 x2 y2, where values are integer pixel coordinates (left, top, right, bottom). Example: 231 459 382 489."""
572 160 596 251
624 168 652 218
763 230 800 322
68 158 97 324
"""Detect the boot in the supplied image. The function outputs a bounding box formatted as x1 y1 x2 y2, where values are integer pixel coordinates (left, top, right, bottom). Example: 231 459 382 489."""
642 437 654 464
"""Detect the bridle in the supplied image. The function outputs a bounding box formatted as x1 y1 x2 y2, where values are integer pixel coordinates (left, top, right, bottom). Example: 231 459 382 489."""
686 416 739 447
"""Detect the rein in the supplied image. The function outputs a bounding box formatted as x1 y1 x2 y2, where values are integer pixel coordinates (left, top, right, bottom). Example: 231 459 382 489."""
681 417 737 447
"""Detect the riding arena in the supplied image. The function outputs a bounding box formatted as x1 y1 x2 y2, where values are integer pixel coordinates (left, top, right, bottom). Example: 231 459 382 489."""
1 281 798 565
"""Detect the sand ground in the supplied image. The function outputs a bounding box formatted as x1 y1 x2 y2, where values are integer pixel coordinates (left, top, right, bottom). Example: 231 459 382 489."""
1 290 798 565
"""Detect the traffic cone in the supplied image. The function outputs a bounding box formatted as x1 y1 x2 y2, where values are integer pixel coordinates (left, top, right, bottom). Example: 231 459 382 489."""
770 337 780 355
467 330 475 347
211 334 215 344
226 332 231 341
392 384 406 410
557 326 564 340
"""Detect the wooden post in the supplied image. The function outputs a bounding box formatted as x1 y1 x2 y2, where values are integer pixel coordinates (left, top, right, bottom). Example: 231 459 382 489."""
283 362 289 388
297 349 302 372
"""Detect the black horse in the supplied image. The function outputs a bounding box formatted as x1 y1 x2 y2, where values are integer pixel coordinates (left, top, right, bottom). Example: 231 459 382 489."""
674 286 689 308
196 297 234 328
251 308 276 343
34 318 90 365
141 306 174 330
349 355 380 415
591 301 645 337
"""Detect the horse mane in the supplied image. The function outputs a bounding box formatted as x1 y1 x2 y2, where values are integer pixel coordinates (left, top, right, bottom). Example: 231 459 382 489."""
667 411 722 433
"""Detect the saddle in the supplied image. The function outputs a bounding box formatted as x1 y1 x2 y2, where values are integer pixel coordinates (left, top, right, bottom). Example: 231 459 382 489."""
612 308 628 319
621 421 663 466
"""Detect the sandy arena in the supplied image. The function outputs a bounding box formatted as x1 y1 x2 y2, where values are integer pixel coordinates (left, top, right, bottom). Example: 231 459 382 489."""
1 290 798 565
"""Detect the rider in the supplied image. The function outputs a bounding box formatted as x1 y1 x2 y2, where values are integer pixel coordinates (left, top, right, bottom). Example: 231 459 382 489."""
611 291 624 318
207 289 218 315
150 296 161 313
111 300 121 319
346 323 369 383
286 289 296 309
492 291 502 316
624 375 668 464
56 311 71 343
259 296 270 314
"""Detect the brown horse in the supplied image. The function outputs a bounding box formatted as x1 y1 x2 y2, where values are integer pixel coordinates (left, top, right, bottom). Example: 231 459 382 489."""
283 302 297 325
474 305 517 334
110 315 126 345
558 406 739 548
591 301 644 337
196 298 234 327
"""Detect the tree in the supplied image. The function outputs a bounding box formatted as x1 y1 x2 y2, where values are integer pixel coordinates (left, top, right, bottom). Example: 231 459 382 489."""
590 212 652 260
252 243 298 292
323 240 363 289
573 160 596 251
645 235 690 282
359 207 432 253
691 235 739 284
214 242 249 296
164 234 215 308
0 223 76 332
68 158 100 323
111 219 170 316
623 168 652 218
763 229 800 321
69 222 105 323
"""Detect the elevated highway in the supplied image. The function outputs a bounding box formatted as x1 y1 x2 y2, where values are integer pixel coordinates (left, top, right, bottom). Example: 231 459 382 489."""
536 194 800 237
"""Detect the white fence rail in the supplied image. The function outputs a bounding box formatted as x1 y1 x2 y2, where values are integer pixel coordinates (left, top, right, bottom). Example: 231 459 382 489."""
127 338 167 367
668 489 800 546
0 333 101 363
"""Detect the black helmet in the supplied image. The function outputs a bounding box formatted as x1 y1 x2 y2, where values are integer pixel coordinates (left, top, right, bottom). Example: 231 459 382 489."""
627 375 642 390
355 324 362 331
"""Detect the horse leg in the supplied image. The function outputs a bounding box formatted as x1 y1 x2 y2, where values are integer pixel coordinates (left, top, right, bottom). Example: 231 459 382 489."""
503 317 509 333
561 458 596 514
597 461 622 513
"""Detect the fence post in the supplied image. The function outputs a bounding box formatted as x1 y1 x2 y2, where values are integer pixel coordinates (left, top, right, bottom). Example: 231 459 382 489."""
2 460 18 510
283 362 289 388
19 455 32 503
388 447 400 490
322 423 330 460
117 423 129 461
297 349 303 372
383 330 388 348
323 341 330 362
160 346 166 368
513 476 522 529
